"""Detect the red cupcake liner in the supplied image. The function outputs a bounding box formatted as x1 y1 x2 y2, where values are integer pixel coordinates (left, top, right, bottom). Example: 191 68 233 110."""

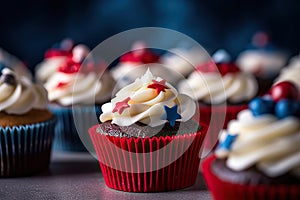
202 155 300 200
89 123 207 192
199 104 248 155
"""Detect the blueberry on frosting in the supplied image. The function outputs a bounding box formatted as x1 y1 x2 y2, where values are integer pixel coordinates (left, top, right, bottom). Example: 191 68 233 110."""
249 81 300 118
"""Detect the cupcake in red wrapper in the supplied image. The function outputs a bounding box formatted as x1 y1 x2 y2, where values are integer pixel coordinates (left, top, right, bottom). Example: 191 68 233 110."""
202 82 300 200
89 69 207 192
178 50 258 154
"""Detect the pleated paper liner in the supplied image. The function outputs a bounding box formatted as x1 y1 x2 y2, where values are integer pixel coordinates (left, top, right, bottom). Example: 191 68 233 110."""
202 155 300 200
199 104 248 155
0 117 56 177
49 104 100 152
89 123 207 192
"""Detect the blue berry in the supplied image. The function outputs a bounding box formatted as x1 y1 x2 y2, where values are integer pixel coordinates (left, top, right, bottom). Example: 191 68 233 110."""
275 99 300 119
249 97 275 117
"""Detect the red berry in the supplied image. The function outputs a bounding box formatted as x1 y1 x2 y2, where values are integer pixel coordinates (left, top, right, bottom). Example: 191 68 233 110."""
217 63 240 76
120 50 159 64
270 81 299 102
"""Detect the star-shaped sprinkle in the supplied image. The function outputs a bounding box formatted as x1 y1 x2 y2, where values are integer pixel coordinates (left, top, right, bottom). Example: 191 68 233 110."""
162 105 181 127
217 134 238 151
112 97 131 114
147 80 169 94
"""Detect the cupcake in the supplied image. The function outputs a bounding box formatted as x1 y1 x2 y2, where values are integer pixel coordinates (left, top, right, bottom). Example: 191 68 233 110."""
237 32 287 95
202 81 300 200
275 54 300 89
37 43 115 151
178 50 258 153
160 46 209 77
89 69 207 192
0 66 55 177
111 41 182 87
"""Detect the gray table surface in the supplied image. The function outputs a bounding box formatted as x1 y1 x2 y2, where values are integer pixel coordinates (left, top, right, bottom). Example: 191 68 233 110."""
0 151 212 200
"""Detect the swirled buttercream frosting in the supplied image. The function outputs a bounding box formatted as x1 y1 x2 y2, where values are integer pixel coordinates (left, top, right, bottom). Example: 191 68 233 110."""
0 67 48 115
100 69 196 127
178 60 258 104
217 110 300 178
41 44 115 106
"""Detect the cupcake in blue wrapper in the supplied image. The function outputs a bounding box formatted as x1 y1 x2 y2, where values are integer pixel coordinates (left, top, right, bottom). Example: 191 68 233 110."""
0 66 56 177
36 41 115 151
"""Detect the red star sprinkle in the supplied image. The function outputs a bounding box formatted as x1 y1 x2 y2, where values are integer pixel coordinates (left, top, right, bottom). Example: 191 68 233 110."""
147 79 169 94
112 97 131 114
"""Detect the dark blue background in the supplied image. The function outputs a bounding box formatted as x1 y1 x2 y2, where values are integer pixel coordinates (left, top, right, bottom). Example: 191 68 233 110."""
1 0 299 70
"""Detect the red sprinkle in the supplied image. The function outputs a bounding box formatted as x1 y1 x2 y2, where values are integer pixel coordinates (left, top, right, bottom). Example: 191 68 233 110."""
58 58 81 74
112 97 131 114
196 60 240 76
56 82 69 88
147 79 169 94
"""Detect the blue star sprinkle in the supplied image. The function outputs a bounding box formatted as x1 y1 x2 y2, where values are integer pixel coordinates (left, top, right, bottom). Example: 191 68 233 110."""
162 105 182 127
217 134 238 151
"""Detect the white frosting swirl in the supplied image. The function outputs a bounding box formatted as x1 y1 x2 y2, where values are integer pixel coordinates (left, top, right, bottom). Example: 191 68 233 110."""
275 54 300 89
178 71 258 104
0 68 48 115
44 70 114 106
112 63 182 87
100 69 196 127
217 110 300 177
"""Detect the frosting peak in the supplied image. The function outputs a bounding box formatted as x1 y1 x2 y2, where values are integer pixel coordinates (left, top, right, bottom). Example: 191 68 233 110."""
100 69 196 127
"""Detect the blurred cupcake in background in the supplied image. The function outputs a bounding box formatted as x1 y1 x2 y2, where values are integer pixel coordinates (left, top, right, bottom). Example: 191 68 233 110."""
160 45 209 78
202 82 300 200
275 54 300 89
237 31 288 95
0 48 32 79
36 42 115 151
111 41 182 87
0 66 56 177
179 49 258 153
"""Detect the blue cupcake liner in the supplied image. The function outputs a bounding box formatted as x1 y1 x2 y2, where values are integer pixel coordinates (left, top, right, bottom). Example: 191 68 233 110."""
49 105 101 152
0 117 56 177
